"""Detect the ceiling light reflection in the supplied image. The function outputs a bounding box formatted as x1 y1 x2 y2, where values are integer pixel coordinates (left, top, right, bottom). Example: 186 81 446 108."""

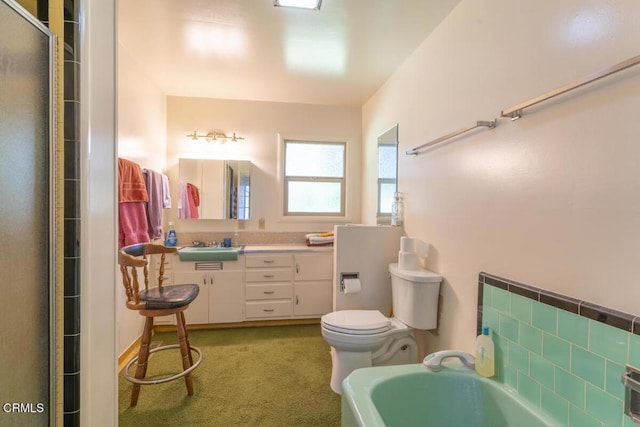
185 22 247 58
564 7 612 46
275 0 322 10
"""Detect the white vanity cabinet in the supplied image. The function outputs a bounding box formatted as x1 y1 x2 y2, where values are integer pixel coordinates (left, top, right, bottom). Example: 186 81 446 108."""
150 246 333 326
244 254 294 319
172 257 244 325
293 252 333 317
243 249 333 320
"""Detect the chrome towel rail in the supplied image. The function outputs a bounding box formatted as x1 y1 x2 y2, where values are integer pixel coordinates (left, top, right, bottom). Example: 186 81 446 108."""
502 53 640 120
407 53 640 157
406 120 497 156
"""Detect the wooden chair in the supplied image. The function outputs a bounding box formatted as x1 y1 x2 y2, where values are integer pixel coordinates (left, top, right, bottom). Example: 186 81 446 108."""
118 243 202 406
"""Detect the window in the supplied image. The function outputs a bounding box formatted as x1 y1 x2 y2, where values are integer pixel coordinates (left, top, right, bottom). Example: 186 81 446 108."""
283 139 346 216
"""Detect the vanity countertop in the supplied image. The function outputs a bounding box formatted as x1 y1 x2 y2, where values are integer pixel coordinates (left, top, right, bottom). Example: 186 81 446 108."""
242 244 333 253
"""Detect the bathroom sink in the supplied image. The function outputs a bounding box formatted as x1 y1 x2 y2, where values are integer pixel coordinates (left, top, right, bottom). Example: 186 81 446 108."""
178 246 240 261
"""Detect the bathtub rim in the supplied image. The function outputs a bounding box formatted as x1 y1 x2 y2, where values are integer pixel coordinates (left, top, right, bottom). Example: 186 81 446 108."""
341 363 560 427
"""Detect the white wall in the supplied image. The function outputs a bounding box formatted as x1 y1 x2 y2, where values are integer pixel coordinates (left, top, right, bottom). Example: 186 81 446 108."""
166 96 362 233
116 46 167 356
81 0 117 424
118 45 167 172
362 0 640 355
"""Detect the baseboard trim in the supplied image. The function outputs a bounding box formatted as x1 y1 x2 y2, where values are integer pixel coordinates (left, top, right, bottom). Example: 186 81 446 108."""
118 335 142 374
154 318 320 333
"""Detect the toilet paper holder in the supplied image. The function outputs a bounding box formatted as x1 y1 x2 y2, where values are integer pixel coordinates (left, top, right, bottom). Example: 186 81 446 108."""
340 272 359 292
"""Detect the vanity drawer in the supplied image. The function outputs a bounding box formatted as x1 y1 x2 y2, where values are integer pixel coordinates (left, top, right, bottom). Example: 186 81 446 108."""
245 269 293 283
245 283 293 300
245 254 292 268
245 300 292 318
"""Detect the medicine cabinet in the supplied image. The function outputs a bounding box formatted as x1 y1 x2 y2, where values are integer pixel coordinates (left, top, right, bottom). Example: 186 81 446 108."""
178 158 251 220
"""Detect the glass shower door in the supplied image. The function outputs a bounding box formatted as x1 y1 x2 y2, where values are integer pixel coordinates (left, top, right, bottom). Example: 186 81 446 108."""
0 1 56 425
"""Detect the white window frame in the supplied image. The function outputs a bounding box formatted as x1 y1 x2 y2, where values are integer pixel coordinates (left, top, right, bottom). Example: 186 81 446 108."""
277 134 351 222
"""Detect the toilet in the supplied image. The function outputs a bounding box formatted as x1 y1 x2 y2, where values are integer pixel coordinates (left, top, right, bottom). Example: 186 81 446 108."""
321 263 442 394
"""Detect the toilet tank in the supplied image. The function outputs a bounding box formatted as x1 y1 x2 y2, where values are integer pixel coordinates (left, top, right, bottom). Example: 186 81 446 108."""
389 263 442 330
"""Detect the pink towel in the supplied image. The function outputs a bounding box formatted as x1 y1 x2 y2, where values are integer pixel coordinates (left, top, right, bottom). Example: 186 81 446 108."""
118 202 150 248
187 183 200 219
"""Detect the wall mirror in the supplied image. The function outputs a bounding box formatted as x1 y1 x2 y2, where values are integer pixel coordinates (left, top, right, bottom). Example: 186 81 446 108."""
179 158 251 220
377 124 398 224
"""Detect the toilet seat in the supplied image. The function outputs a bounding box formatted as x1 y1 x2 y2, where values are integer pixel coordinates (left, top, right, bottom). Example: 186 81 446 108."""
321 310 390 335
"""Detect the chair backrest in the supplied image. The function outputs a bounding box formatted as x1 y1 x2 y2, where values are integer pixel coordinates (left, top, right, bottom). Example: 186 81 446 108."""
118 243 178 310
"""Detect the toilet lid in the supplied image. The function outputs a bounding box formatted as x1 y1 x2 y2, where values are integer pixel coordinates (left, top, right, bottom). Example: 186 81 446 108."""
321 310 390 335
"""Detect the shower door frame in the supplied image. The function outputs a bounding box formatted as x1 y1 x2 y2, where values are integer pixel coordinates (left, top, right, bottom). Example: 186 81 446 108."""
0 0 58 425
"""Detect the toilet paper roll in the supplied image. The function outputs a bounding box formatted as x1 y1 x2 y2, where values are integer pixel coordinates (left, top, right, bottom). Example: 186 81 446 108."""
342 278 362 294
400 236 417 253
398 251 419 270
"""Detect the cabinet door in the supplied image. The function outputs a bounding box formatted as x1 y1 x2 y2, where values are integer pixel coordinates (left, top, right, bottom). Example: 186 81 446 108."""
174 271 209 324
294 281 332 317
294 253 333 281
210 270 243 323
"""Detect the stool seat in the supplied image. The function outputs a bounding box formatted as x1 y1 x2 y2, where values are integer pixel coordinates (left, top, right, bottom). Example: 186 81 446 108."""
140 284 199 310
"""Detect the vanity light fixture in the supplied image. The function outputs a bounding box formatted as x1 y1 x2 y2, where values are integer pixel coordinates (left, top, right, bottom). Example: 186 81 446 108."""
273 0 322 10
186 130 245 143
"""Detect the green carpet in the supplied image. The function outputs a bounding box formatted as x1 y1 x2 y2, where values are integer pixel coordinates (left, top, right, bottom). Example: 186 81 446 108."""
118 324 341 426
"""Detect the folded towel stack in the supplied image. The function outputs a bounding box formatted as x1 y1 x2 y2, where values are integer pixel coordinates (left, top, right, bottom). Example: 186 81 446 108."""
305 231 334 246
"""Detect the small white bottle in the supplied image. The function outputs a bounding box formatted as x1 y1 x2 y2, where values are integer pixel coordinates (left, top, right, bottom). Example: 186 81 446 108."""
475 326 495 377
391 192 404 226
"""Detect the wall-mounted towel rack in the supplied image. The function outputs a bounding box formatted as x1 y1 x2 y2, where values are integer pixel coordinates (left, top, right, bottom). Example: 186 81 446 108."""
406 120 497 156
502 53 640 120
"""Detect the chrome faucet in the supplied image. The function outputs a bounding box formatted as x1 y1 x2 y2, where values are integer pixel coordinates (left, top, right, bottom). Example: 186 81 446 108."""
191 240 219 247
423 350 475 372
622 364 640 423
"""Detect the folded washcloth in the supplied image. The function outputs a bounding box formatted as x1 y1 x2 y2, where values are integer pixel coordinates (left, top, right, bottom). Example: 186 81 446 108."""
305 231 334 239
306 233 334 246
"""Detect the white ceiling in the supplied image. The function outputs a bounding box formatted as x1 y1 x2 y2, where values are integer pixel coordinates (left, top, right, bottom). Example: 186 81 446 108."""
118 0 460 107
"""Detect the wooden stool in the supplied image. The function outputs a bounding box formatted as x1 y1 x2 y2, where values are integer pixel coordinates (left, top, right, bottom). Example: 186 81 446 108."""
119 243 202 406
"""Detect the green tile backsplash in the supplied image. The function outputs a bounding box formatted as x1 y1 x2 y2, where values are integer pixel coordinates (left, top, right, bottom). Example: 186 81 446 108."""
479 273 640 427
